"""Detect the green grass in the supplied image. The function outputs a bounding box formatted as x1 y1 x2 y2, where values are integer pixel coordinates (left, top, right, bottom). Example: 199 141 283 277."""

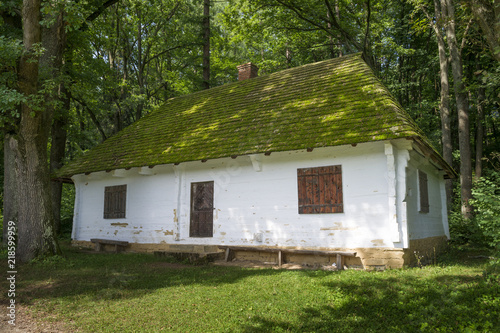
2 242 499 332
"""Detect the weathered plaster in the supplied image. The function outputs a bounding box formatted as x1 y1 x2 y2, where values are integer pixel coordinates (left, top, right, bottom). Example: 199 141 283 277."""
70 139 449 268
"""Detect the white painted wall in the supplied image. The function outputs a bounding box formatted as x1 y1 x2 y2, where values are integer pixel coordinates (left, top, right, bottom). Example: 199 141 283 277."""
71 140 449 250
405 152 449 240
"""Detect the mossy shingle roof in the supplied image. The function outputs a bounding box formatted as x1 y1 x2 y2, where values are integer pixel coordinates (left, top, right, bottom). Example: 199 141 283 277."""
57 53 452 178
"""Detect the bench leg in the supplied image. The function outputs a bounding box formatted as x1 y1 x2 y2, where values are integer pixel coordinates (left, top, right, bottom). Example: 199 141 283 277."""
278 250 282 268
95 243 102 252
225 248 231 262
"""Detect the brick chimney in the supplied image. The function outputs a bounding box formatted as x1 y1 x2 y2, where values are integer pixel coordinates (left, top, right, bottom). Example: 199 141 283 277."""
237 62 259 81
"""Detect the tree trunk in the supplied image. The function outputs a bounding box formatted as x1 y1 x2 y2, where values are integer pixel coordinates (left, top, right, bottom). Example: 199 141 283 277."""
442 0 473 219
41 9 67 236
15 0 60 262
432 0 453 208
2 134 18 246
335 1 342 57
202 0 210 90
475 78 485 180
136 8 144 120
50 92 69 235
326 7 335 58
469 0 500 62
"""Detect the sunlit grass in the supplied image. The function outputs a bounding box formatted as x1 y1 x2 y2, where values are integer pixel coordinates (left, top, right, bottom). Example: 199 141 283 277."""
2 242 498 332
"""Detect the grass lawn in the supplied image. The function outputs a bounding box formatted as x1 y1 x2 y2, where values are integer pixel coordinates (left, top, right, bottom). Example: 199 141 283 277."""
2 241 499 332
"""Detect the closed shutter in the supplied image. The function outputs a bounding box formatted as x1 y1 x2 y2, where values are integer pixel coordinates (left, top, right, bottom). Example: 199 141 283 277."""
297 165 343 214
104 185 127 219
418 170 429 213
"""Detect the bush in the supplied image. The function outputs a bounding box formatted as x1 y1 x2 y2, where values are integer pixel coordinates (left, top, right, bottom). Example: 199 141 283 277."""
471 171 500 250
448 180 485 246
59 183 75 239
483 257 500 284
448 210 484 246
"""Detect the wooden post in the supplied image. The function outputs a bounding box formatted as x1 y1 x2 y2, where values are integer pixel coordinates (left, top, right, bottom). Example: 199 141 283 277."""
336 254 342 270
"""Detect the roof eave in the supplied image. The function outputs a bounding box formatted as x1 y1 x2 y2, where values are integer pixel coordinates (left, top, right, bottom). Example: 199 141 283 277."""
411 137 457 179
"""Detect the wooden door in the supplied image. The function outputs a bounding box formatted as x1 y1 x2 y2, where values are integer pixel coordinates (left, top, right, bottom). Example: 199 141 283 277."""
190 181 214 237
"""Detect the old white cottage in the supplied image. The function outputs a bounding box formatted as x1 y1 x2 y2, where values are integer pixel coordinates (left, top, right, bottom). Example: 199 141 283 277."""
57 54 454 269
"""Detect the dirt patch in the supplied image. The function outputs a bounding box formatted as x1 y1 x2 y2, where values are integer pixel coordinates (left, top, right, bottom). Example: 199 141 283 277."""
144 262 193 270
0 303 69 333
212 259 340 270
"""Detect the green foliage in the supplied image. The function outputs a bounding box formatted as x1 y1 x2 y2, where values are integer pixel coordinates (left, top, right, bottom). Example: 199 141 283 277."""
29 254 70 267
56 54 426 177
448 210 485 246
59 183 75 238
449 169 500 250
448 178 486 246
0 194 3 242
471 171 500 250
0 35 23 117
483 257 500 284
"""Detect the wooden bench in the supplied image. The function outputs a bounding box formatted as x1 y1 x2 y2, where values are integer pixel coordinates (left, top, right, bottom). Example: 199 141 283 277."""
218 246 356 270
90 239 129 253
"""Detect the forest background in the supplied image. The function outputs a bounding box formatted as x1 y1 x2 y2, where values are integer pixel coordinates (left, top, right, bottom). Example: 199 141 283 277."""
0 0 498 261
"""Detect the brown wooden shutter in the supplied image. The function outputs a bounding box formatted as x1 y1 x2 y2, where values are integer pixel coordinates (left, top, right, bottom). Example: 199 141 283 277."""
298 165 343 214
190 181 214 237
418 170 429 213
104 185 127 219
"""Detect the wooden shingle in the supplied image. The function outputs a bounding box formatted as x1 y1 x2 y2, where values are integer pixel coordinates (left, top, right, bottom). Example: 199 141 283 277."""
56 54 449 178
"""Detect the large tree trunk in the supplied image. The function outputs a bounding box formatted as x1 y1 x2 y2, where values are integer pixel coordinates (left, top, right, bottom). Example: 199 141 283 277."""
15 0 60 262
41 9 67 235
50 95 69 234
2 134 18 246
442 0 473 219
432 0 453 208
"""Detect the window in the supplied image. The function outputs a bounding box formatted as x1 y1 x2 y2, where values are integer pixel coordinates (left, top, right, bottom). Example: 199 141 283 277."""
104 185 127 219
297 165 343 214
418 170 429 213
190 181 214 237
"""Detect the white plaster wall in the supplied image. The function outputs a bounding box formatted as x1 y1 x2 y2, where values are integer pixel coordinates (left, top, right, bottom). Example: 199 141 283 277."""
405 152 448 240
72 141 409 249
72 165 178 243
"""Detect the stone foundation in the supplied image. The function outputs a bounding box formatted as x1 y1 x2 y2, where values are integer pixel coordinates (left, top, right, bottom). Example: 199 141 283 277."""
72 236 448 269
228 247 408 270
403 235 449 266
71 240 221 255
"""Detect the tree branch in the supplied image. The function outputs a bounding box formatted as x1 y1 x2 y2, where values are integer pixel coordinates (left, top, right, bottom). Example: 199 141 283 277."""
460 18 473 56
86 0 120 23
72 96 108 141
363 0 371 54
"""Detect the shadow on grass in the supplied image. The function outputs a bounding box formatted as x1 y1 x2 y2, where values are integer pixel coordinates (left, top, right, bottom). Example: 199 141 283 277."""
2 242 498 332
240 270 499 332
7 241 285 305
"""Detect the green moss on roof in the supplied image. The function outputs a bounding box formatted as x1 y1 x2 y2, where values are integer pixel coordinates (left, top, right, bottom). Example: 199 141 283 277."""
57 53 430 177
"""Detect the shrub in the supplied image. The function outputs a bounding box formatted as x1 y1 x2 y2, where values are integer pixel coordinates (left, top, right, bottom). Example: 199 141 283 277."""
59 183 75 239
448 210 484 246
471 171 500 251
